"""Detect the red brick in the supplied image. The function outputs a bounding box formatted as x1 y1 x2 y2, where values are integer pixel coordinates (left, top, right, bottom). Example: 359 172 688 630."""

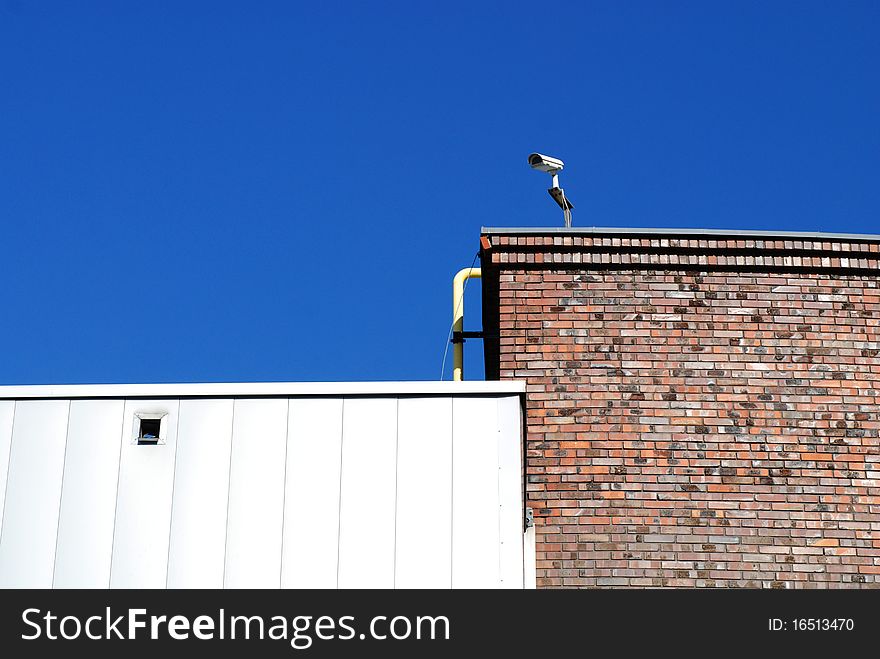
481 230 880 589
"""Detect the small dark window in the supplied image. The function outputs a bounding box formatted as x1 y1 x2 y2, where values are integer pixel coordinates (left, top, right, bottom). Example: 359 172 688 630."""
138 418 162 445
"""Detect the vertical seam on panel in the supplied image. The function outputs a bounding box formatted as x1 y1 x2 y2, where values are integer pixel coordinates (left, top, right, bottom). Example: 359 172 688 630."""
50 400 73 588
449 397 454 589
164 402 182 589
496 397 502 587
221 398 237 589
279 398 291 588
108 400 127 588
334 398 345 589
392 398 399 589
0 400 17 554
519 396 527 589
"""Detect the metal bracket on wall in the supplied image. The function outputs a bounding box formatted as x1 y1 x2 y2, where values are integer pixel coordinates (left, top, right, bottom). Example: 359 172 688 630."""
451 331 502 344
451 330 485 344
525 507 534 529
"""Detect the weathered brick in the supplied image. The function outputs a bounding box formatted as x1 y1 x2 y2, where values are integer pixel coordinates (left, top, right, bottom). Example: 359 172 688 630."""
481 229 880 589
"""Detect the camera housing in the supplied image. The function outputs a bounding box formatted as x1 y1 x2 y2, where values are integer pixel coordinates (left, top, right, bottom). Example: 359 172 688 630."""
528 153 565 173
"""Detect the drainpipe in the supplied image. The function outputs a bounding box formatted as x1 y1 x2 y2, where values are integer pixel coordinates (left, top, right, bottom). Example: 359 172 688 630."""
452 267 481 381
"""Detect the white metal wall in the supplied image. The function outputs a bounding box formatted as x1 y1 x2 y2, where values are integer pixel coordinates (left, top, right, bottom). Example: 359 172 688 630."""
0 391 528 589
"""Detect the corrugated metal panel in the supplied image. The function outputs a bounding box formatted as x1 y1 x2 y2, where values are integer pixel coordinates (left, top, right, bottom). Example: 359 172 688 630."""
337 398 398 588
166 399 234 588
225 398 288 588
497 395 524 588
395 397 453 588
0 385 528 589
0 400 70 588
451 397 500 588
110 399 180 588
281 398 343 588
53 400 124 588
0 402 14 539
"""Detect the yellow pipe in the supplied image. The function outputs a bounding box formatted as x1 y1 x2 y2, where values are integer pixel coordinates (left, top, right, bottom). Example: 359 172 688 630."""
452 267 481 381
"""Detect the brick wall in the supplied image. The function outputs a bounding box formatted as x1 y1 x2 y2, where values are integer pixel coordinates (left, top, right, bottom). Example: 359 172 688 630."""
480 230 880 588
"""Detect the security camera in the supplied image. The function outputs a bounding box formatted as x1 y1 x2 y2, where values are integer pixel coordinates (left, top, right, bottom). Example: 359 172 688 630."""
528 151 574 227
528 153 565 173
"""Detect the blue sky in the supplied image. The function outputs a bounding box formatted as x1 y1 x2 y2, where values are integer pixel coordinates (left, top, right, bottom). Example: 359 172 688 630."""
1 1 877 384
